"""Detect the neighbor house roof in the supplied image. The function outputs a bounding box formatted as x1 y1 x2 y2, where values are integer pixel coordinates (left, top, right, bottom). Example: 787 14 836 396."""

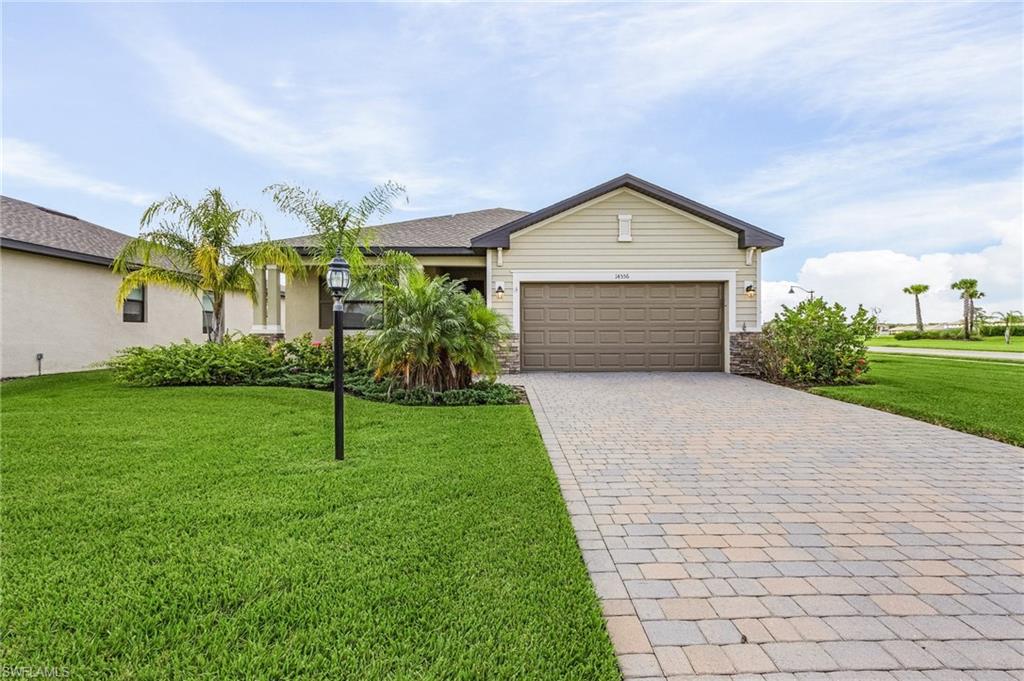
1 196 132 266
471 174 784 250
281 208 529 256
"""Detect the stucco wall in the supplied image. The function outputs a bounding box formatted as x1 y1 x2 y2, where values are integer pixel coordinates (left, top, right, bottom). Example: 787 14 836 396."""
1 249 249 378
486 188 760 330
284 268 324 341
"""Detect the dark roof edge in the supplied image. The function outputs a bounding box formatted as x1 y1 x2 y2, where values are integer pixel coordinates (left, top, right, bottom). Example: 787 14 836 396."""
470 174 785 250
293 245 483 257
1 237 115 267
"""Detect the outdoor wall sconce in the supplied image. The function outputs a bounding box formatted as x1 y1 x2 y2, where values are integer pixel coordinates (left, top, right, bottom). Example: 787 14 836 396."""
494 282 505 300
744 282 756 298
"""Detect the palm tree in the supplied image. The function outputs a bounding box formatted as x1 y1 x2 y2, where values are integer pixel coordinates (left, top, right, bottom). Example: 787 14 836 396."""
372 271 508 391
902 284 929 332
265 182 416 325
113 189 303 343
950 278 985 338
992 310 1023 344
264 182 405 277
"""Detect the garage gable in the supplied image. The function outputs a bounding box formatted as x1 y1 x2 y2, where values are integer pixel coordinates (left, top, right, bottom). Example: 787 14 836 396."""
471 173 783 250
504 187 743 248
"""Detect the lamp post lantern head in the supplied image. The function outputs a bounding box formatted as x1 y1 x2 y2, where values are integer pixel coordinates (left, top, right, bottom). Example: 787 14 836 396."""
326 251 350 299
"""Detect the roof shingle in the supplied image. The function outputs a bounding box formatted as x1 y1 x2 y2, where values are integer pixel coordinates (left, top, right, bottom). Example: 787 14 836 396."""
1 196 131 264
280 207 528 251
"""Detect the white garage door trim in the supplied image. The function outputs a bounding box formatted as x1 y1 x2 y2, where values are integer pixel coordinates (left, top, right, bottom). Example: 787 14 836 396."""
511 269 738 372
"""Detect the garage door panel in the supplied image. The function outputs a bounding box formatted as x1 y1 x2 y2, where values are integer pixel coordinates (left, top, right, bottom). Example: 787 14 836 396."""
522 330 545 345
521 282 724 371
674 352 697 368
548 308 571 322
650 330 671 344
548 330 571 345
623 330 646 344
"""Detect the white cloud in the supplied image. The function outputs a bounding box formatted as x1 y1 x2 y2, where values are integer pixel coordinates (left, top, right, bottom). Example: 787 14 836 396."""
1 138 156 206
764 230 1023 325
111 29 503 210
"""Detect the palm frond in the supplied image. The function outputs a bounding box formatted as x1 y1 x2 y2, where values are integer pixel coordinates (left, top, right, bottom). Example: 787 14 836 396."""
115 267 202 307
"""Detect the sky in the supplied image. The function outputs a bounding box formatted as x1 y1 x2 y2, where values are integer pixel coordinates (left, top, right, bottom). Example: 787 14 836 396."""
2 2 1021 323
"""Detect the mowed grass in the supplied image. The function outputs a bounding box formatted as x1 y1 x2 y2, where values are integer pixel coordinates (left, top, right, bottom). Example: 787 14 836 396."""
1 372 618 679
869 334 1023 352
812 354 1024 447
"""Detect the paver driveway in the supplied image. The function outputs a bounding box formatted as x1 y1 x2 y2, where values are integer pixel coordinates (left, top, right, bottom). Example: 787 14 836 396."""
513 372 1024 680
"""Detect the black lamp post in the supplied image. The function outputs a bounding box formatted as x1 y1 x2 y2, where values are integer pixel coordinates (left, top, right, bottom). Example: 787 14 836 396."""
326 251 350 460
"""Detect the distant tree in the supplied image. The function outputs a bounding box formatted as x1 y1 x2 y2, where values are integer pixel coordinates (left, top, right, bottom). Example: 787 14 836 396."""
950 278 985 338
902 284 929 332
113 189 302 343
993 310 1023 344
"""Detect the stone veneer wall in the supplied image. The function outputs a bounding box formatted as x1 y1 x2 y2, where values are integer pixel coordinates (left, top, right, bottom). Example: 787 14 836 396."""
497 333 521 374
729 332 761 375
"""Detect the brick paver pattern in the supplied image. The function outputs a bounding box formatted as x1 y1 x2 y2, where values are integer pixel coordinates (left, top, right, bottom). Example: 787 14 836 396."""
513 372 1023 681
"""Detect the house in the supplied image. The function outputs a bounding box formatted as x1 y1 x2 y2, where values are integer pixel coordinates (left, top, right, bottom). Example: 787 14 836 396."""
262 174 783 373
0 196 252 378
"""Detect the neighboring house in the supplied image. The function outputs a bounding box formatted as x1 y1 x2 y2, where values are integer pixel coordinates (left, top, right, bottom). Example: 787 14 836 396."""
0 196 252 378
265 174 784 373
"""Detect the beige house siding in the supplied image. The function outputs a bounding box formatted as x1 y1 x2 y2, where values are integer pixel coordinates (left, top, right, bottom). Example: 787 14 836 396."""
0 249 250 378
487 188 760 330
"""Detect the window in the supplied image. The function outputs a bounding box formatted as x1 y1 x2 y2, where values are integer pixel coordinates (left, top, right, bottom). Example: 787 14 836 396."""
123 286 145 322
201 293 214 334
318 277 380 330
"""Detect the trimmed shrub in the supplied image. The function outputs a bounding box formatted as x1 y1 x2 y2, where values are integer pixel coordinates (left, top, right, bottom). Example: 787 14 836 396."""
107 335 280 387
270 332 333 373
979 324 1024 338
893 329 971 340
757 298 876 386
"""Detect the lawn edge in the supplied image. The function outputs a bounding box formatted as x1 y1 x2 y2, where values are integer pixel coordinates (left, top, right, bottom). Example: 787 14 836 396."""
808 387 1024 449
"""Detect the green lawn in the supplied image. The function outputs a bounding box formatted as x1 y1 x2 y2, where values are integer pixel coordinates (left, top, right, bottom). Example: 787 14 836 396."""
869 334 1023 352
1 372 618 679
812 353 1024 446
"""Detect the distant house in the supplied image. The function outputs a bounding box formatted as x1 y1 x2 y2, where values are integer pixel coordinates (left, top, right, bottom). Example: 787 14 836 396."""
263 174 784 373
0 196 251 378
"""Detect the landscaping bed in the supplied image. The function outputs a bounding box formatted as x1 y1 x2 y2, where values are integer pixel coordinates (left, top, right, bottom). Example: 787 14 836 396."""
0 371 617 678
106 333 524 406
811 353 1024 447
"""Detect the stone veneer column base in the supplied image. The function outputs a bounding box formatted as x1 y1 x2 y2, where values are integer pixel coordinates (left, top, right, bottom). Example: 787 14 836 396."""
729 332 761 375
497 333 521 374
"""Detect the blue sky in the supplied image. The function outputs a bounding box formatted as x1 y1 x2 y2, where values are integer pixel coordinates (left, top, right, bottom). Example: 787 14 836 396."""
3 2 1021 321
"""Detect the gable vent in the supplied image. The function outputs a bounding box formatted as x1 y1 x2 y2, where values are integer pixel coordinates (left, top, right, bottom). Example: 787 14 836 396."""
617 214 632 242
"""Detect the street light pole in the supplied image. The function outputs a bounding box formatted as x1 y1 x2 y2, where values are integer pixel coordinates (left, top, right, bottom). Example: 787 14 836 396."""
788 284 815 300
326 251 351 461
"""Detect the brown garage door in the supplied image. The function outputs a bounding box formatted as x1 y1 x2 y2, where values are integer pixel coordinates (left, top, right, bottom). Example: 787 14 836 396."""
520 282 724 371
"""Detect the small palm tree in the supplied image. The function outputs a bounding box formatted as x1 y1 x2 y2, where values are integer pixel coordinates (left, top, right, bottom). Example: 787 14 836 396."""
992 310 1023 344
902 284 929 332
950 278 985 338
372 271 508 391
113 189 303 343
